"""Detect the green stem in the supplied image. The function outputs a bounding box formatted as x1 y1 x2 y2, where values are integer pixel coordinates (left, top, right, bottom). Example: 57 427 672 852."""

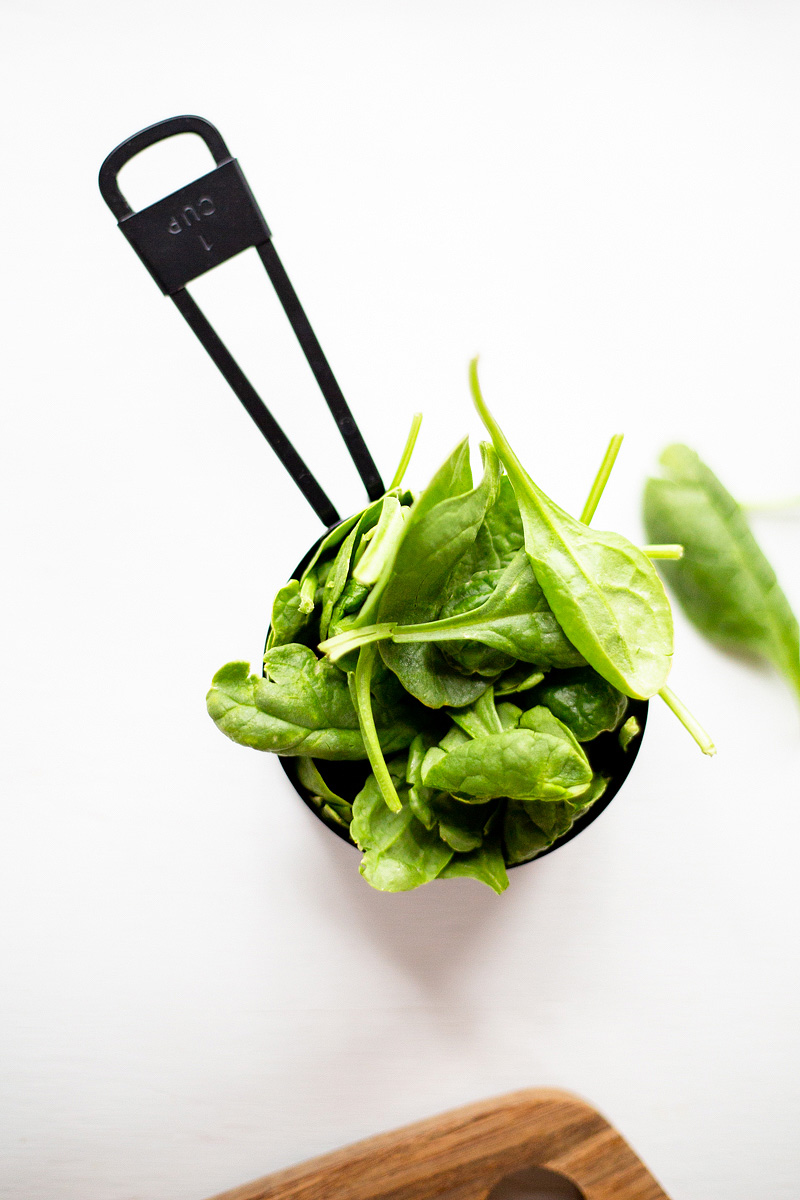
388 412 423 490
353 643 402 812
741 495 800 514
658 685 716 756
319 623 395 661
580 434 624 524
642 544 684 560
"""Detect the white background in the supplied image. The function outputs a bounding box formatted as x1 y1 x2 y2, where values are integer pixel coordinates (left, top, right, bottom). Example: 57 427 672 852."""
2 3 800 1198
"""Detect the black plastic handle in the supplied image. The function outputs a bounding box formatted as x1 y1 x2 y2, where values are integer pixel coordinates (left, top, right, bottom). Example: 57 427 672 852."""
99 115 385 523
99 115 231 221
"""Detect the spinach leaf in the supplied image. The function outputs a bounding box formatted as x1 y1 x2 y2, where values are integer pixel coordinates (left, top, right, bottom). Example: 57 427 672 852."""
470 359 673 700
529 666 628 742
619 715 641 751
644 443 800 702
376 440 502 706
447 687 504 739
421 708 592 802
267 578 314 649
429 793 495 852
439 832 509 893
503 770 610 864
504 799 577 864
494 664 546 696
388 548 585 669
351 772 454 892
207 648 422 759
319 522 362 641
296 758 353 827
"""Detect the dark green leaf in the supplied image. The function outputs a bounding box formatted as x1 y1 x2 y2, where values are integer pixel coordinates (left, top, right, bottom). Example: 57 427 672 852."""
530 666 628 742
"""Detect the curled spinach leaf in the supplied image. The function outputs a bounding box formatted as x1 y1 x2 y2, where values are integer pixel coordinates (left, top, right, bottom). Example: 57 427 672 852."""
207 647 423 759
530 666 628 742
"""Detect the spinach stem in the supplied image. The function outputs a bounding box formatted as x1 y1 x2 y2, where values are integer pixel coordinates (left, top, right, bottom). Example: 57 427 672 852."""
353 643 402 812
388 412 423 490
741 495 800 514
658 685 716 756
319 623 394 661
642 544 684 560
580 434 624 524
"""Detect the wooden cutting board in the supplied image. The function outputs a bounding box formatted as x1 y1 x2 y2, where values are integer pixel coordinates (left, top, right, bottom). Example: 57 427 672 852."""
204 1089 671 1199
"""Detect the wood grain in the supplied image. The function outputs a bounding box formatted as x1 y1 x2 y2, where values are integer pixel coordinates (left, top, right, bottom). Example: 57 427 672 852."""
204 1089 671 1200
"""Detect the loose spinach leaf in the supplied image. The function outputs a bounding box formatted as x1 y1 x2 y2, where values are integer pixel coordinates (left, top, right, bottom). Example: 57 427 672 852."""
350 773 454 892
207 648 423 759
470 360 673 699
644 443 800 702
421 708 592 803
529 666 628 742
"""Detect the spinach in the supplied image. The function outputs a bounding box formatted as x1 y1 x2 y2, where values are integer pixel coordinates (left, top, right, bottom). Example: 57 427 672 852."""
421 708 592 803
469 360 673 701
503 775 609 864
376 439 502 706
267 578 314 649
504 799 577 865
439 832 509 894
207 648 423 759
208 375 714 893
384 550 585 669
494 663 546 696
644 443 800 703
529 666 628 742
351 771 454 892
296 758 353 828
619 715 641 752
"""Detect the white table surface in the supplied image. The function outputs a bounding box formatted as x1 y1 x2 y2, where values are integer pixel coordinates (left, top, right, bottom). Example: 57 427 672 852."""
3 3 800 1197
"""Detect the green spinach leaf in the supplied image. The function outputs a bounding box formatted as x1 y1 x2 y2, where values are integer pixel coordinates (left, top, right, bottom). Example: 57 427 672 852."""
530 666 628 742
207 648 423 759
644 443 800 702
421 707 592 803
470 359 673 700
439 832 509 893
376 440 502 706
351 773 454 891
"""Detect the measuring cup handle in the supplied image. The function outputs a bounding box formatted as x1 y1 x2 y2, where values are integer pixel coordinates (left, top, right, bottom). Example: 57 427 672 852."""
99 115 232 220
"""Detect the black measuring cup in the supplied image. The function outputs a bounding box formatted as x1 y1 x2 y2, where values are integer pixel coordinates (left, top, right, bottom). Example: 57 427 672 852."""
99 115 648 864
